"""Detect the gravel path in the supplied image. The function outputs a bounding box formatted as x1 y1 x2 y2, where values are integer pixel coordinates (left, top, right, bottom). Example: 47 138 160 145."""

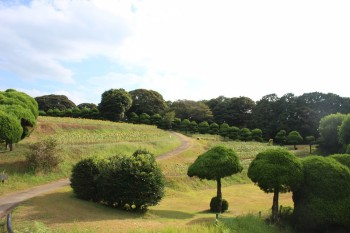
0 131 191 218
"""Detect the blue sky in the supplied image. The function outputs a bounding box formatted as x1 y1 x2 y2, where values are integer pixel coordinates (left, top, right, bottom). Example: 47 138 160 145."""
1 0 350 105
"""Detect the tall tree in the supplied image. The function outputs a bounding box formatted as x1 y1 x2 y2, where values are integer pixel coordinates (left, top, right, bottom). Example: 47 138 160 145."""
248 148 303 222
188 146 242 219
338 114 350 150
318 113 346 153
128 89 168 116
287 131 303 150
98 89 132 122
35 94 76 112
170 100 213 123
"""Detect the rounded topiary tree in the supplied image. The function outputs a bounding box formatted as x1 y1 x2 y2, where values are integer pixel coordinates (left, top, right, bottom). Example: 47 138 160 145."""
293 156 350 232
187 145 243 218
248 148 303 222
210 196 228 213
287 131 303 150
275 130 287 145
0 111 23 151
70 158 100 202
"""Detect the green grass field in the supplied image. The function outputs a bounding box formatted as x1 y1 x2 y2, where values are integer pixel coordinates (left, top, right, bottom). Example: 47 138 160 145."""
2 118 301 232
0 117 181 195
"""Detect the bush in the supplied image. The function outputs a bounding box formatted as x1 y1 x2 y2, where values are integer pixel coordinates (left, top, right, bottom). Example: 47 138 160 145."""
26 137 60 172
330 154 350 169
293 156 350 232
210 196 229 213
70 158 100 201
71 150 165 211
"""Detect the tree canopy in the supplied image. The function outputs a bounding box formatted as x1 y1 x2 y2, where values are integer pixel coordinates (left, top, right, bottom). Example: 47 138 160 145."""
98 89 132 122
170 100 213 123
188 145 242 216
128 89 168 116
248 148 303 221
318 113 346 153
35 94 76 112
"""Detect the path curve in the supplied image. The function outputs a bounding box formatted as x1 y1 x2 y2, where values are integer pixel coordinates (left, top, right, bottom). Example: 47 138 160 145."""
0 131 191 218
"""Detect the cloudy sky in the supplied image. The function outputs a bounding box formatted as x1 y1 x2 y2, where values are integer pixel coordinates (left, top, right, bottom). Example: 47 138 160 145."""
1 0 349 104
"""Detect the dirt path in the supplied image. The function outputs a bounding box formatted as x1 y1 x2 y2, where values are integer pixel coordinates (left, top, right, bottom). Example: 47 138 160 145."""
0 132 191 218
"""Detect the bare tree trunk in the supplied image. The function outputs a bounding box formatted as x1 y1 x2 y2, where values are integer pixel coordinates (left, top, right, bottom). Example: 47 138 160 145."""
309 144 312 153
9 143 13 151
216 178 222 220
272 189 279 222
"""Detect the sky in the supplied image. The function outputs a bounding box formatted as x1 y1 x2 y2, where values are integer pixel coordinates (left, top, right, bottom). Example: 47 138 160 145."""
1 0 350 105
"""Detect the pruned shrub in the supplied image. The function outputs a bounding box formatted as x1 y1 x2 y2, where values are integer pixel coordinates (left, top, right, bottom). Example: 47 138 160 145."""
210 196 229 213
330 154 350 169
26 137 60 172
72 149 165 211
293 156 350 232
70 158 100 202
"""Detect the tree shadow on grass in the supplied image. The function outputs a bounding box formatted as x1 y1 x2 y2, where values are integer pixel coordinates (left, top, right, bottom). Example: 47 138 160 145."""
147 209 194 219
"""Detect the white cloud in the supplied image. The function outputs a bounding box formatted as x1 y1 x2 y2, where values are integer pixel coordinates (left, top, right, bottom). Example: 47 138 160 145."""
0 0 134 83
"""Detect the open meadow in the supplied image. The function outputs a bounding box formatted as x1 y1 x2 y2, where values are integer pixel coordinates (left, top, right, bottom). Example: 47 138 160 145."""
0 118 302 232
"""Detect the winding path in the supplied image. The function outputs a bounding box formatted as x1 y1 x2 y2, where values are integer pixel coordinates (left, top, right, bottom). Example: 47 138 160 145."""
0 131 191 218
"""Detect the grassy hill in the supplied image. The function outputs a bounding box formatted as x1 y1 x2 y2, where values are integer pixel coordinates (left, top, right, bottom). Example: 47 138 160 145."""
1 117 301 232
0 116 181 195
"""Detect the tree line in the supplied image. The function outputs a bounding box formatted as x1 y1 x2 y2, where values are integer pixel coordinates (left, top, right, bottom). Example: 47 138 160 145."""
36 89 350 141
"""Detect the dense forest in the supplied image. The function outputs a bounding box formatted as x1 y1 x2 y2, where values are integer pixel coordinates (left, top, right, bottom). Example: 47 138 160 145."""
36 90 350 142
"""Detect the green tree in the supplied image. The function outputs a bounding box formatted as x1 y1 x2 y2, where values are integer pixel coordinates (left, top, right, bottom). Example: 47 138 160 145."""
219 123 230 140
251 128 263 142
305 135 316 154
248 148 303 222
228 126 240 140
339 114 350 150
198 121 210 134
129 112 139 124
293 156 350 232
77 103 97 109
35 94 76 112
239 128 252 142
170 100 213 123
209 123 219 135
128 89 168 116
139 113 151 125
287 131 303 150
318 113 346 153
159 111 175 129
187 146 243 219
190 121 198 133
98 89 132 122
0 111 23 151
151 113 162 127
180 119 191 133
275 130 287 145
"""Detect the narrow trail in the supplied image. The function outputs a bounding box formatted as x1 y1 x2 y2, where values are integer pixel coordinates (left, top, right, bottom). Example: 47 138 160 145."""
0 131 192 218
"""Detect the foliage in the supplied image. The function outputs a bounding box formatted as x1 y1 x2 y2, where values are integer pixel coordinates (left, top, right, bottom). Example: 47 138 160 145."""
248 148 303 221
219 123 230 139
70 158 100 201
190 120 198 133
35 94 76 112
286 131 303 150
180 119 191 133
209 122 219 135
129 112 139 124
228 126 240 140
77 103 97 109
274 130 287 145
98 88 132 121
210 196 228 213
26 137 60 173
251 128 263 142
293 156 350 232
188 145 242 214
239 128 252 142
151 113 162 127
0 111 23 149
198 121 210 134
206 96 255 127
97 150 165 210
347 144 350 154
159 111 175 129
305 135 315 153
139 113 151 125
329 154 350 169
318 113 346 153
128 89 168 116
339 114 350 149
170 100 213 123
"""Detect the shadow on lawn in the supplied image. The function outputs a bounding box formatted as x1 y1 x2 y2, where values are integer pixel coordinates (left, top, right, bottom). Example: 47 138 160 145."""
148 209 194 219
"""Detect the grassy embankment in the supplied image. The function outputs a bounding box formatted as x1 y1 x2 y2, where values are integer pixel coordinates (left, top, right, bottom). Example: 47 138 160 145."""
8 120 300 232
0 116 181 195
